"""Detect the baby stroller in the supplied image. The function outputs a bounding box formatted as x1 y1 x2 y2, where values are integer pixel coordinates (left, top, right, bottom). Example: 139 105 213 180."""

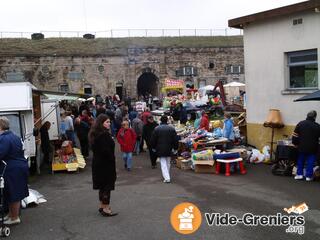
0 160 10 237
271 144 297 177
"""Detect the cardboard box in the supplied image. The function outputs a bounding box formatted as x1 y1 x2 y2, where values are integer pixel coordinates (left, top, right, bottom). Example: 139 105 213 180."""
193 160 215 174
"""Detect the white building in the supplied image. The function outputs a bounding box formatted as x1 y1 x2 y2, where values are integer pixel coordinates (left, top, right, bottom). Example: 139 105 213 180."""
229 0 320 149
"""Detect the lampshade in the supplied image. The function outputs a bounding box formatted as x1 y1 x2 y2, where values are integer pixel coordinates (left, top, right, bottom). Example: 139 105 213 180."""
263 109 284 128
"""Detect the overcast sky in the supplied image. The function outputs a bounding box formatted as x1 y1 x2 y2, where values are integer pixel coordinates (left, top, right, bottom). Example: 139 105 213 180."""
0 0 305 32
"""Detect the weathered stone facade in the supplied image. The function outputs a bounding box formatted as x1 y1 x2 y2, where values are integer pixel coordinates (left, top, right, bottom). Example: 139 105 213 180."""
0 40 244 99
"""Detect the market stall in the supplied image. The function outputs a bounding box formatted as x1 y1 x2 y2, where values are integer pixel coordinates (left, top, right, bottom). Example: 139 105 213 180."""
161 78 184 96
223 81 245 103
40 92 89 174
173 121 248 175
151 79 248 176
52 140 86 173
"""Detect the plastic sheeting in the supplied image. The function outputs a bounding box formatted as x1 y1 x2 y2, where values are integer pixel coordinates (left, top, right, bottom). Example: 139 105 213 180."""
21 189 47 208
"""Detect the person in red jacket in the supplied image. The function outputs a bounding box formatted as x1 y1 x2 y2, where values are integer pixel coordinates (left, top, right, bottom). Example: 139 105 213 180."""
117 120 136 171
141 107 152 125
140 107 152 152
199 111 210 131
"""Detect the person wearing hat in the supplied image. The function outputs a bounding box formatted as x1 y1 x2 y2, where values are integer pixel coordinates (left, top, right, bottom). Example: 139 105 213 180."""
292 110 320 181
151 115 178 183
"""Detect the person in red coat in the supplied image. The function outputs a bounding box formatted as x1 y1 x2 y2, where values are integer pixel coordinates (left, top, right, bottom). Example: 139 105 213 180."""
117 120 136 171
141 107 152 125
199 111 210 131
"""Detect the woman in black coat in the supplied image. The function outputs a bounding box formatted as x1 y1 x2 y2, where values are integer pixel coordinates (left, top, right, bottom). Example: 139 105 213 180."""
89 114 117 217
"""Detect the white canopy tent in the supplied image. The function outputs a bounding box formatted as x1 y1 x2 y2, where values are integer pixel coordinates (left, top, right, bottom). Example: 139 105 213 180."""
223 81 245 87
198 85 215 91
223 81 245 102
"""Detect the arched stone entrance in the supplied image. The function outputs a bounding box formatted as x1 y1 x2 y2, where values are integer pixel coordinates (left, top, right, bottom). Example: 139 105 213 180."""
137 72 158 97
116 82 123 100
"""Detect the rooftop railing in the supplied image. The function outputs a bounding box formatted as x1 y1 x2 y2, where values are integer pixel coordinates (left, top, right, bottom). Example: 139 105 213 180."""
0 28 242 39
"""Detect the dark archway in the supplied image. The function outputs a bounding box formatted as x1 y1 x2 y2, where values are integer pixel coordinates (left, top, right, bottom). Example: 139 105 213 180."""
137 72 158 97
116 82 123 100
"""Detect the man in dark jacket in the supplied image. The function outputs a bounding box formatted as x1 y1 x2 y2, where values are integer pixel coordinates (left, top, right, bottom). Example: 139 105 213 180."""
95 103 106 118
143 115 158 168
151 115 178 183
292 110 320 181
75 110 92 158
40 121 52 164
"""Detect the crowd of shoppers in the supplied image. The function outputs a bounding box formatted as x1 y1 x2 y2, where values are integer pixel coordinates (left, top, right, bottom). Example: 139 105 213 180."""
10 91 320 223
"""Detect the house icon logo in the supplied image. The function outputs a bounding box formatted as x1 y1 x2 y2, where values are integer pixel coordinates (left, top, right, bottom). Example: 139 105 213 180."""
170 202 202 235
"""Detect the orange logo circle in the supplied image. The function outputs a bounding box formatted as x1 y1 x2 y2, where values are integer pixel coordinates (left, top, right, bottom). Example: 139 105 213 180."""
170 202 202 235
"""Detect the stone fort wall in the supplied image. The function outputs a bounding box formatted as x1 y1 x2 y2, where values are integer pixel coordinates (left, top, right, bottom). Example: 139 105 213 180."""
0 38 244 98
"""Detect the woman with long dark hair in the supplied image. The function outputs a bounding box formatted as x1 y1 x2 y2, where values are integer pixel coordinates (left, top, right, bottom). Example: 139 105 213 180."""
89 114 117 217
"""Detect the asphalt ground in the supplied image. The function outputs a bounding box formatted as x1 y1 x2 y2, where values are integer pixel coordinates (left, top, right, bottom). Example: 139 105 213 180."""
7 145 320 240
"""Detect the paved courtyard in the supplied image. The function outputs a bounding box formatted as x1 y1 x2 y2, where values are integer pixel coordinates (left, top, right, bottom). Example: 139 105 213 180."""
8 145 320 240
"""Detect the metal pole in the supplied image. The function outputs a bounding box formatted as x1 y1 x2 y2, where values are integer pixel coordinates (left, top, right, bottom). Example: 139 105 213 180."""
128 29 130 37
194 29 197 36
270 127 275 163
111 29 113 38
210 29 213 36
162 29 164 37
179 29 181 37
145 29 148 37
